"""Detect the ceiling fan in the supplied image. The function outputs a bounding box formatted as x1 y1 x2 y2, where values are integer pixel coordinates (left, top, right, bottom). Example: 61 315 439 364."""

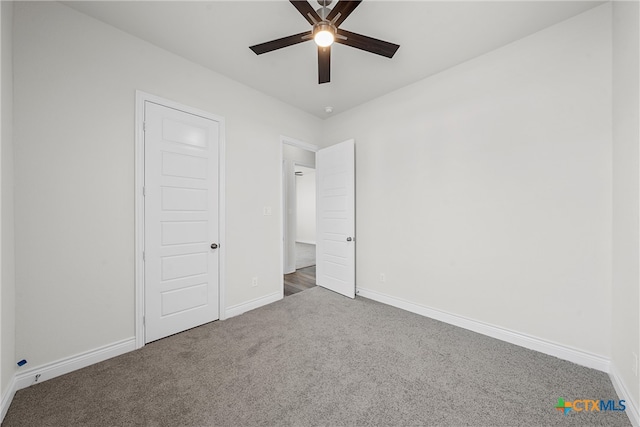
249 0 400 84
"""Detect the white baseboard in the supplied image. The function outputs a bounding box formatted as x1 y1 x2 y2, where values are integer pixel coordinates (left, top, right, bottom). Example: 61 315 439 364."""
1 375 17 423
610 364 639 426
356 287 610 372
295 240 316 245
14 337 136 391
1 337 135 423
225 291 282 319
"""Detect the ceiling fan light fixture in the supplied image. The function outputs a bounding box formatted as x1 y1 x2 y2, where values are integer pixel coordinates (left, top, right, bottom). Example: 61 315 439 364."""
314 23 335 47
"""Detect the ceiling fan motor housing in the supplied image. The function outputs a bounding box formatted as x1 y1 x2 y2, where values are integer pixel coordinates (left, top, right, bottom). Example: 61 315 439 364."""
314 21 335 32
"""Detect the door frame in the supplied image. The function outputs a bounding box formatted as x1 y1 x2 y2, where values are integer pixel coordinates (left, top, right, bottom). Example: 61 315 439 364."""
134 90 226 349
280 136 318 290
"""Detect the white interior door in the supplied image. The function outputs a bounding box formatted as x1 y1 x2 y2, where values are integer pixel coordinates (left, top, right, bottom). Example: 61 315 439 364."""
316 139 355 298
144 101 220 342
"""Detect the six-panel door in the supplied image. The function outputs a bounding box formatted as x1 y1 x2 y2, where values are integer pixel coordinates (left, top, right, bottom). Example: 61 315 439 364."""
144 102 220 343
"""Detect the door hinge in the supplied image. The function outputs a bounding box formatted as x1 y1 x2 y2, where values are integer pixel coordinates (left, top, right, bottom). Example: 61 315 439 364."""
143 186 146 197
143 316 145 326
143 251 145 262
143 122 146 132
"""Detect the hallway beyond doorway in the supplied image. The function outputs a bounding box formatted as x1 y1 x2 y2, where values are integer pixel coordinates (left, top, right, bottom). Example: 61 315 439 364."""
295 242 315 270
284 266 316 297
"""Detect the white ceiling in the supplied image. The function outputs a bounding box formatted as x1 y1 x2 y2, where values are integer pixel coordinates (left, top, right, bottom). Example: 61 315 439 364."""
64 0 605 118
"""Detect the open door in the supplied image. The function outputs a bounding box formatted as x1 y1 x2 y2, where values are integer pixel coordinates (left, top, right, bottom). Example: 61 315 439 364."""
316 140 355 298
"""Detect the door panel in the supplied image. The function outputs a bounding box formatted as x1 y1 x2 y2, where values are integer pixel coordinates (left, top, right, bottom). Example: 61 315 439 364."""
162 152 208 179
145 101 220 343
316 140 355 298
161 221 208 245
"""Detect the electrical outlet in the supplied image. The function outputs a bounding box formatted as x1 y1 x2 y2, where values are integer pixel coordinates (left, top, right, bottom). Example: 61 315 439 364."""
633 353 638 376
252 277 258 287
379 273 386 283
263 207 272 216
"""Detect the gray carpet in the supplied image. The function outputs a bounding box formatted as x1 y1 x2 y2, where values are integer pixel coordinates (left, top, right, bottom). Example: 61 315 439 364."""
296 242 315 270
2 287 631 426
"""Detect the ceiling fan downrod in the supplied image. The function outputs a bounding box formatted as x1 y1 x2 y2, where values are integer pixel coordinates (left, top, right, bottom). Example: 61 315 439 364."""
316 0 332 20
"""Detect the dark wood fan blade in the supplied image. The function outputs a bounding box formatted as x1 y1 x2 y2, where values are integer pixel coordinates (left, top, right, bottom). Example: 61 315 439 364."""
290 1 322 25
335 28 400 58
326 1 362 27
249 31 312 55
318 45 331 84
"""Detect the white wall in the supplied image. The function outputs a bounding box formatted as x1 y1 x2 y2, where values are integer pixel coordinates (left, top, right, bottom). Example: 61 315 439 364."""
323 5 612 357
1 0 15 403
282 144 315 273
612 0 640 409
295 166 316 245
12 1 322 369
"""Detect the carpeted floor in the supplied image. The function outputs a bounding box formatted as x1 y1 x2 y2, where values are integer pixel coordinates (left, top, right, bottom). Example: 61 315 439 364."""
295 242 315 270
2 287 631 426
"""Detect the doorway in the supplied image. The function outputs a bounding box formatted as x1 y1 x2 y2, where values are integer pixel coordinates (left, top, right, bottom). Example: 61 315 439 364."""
282 139 318 296
280 137 356 299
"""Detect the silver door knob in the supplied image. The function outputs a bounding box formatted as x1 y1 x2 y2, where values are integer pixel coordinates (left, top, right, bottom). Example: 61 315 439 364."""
346 237 352 242
211 243 218 249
